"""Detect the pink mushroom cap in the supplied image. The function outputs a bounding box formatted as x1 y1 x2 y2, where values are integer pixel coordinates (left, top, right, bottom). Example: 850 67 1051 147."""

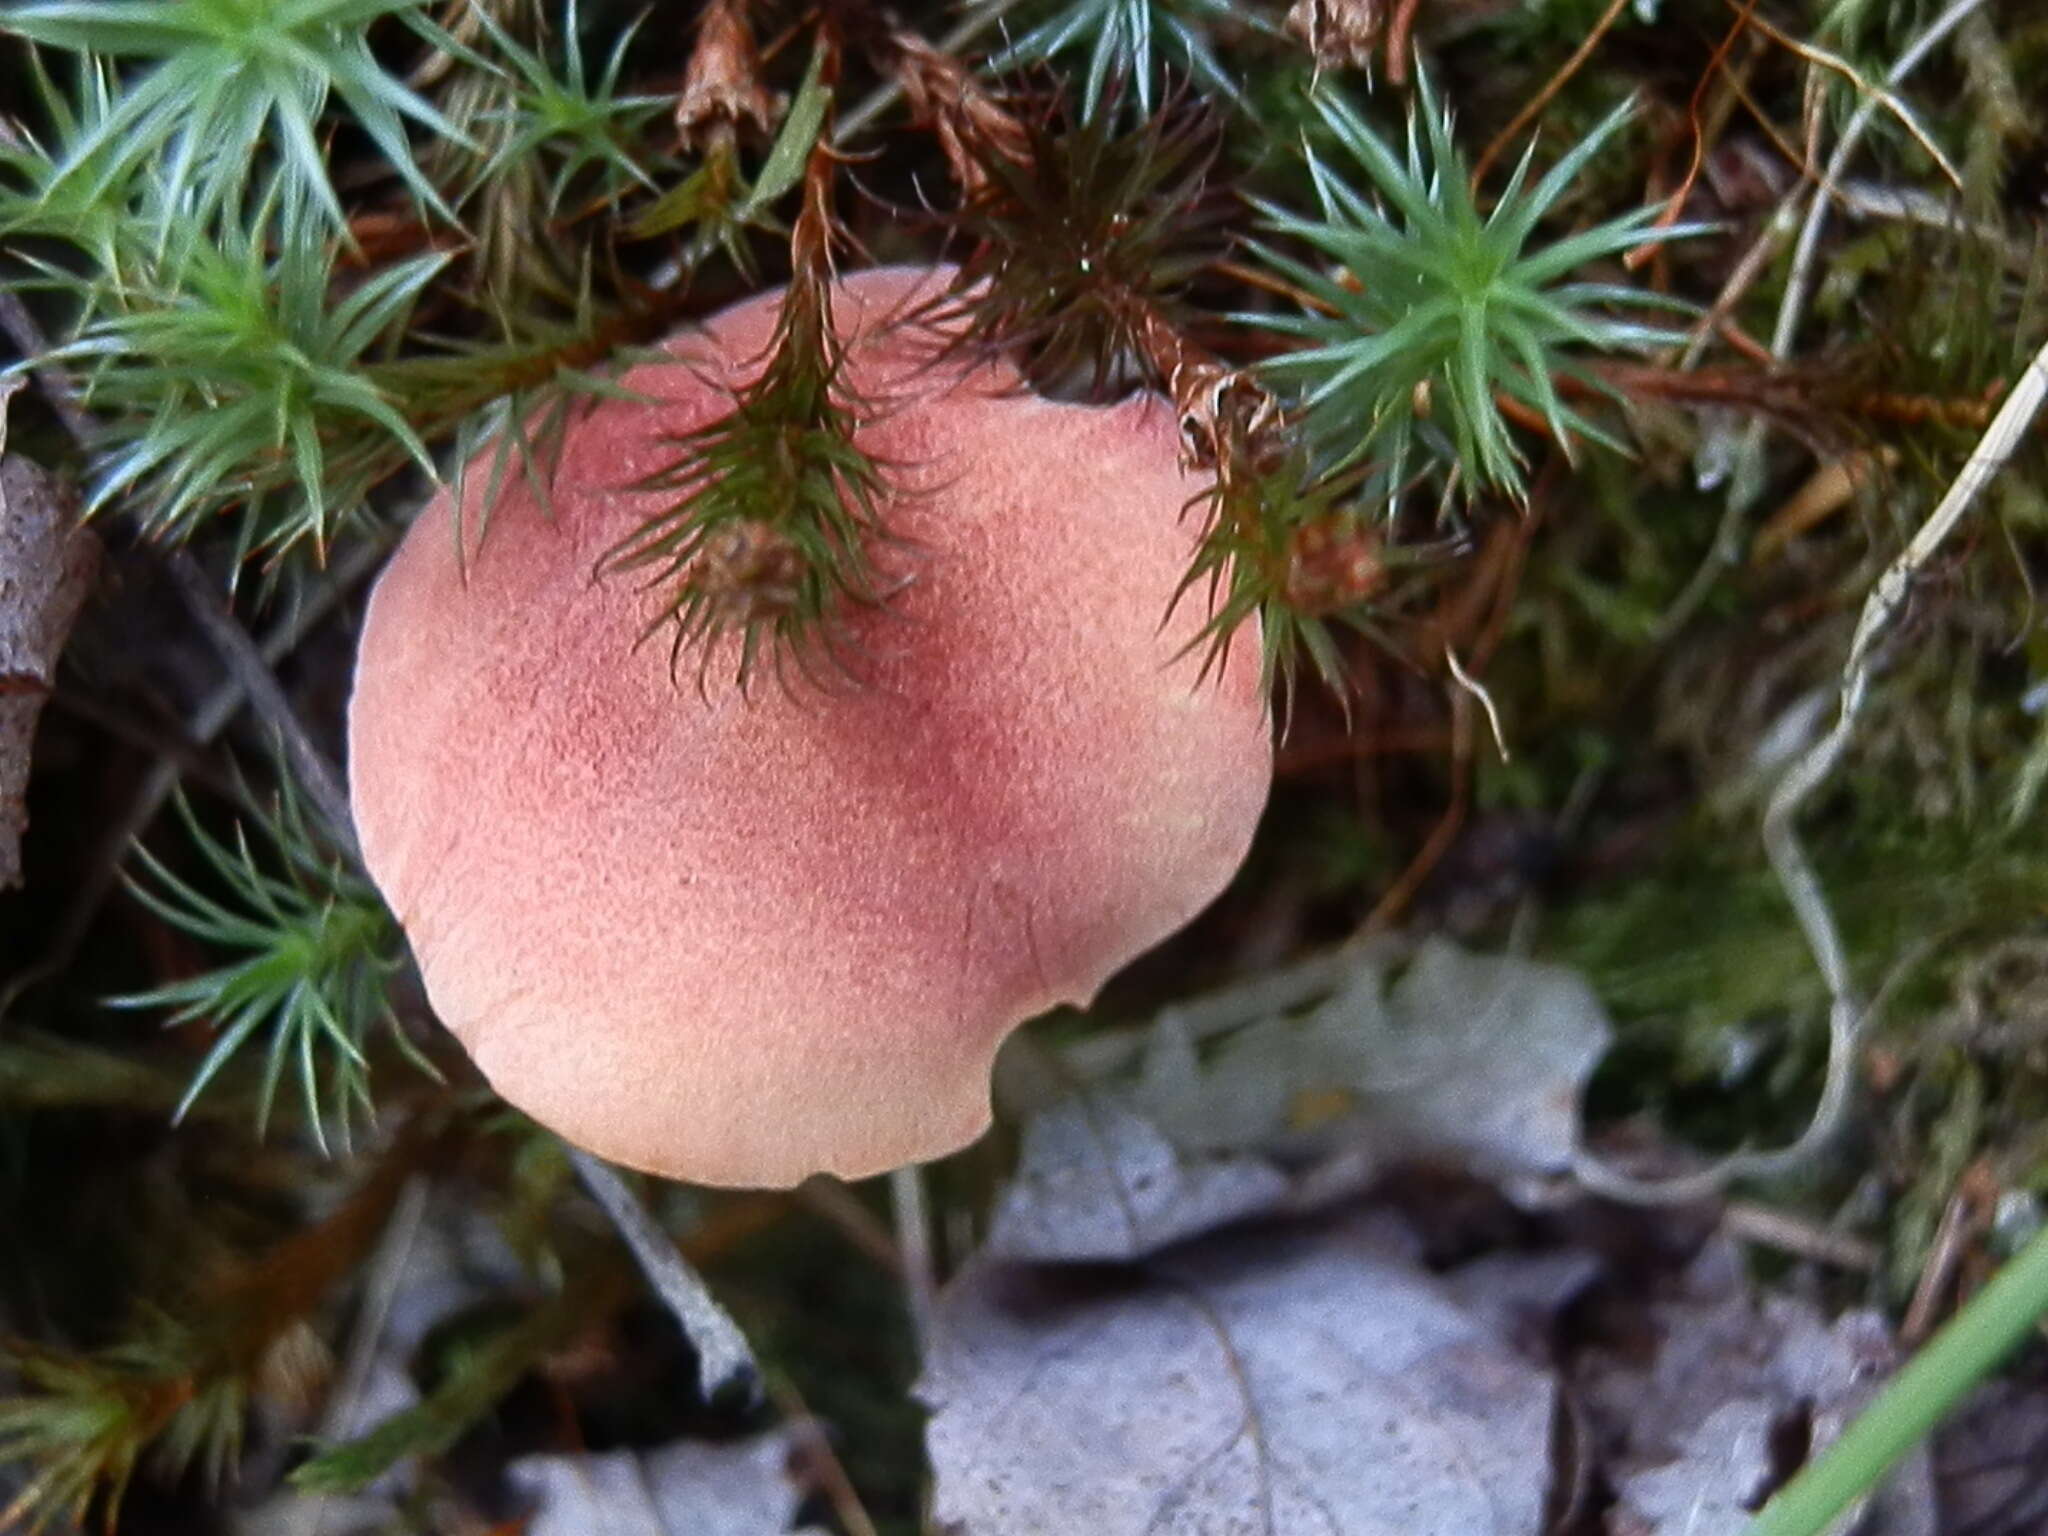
348 265 1272 1187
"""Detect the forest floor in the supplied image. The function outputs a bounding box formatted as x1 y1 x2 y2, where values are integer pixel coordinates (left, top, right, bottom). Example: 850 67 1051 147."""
3 0 2048 1532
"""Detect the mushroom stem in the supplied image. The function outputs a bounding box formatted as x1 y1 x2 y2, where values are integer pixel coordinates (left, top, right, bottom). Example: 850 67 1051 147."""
890 1165 936 1355
569 1146 759 1401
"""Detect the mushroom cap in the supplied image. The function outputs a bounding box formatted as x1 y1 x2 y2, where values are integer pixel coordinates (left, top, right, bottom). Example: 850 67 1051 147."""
348 266 1272 1187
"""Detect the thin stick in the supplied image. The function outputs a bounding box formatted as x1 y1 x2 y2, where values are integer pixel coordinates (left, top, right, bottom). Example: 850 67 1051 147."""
1578 332 2048 1206
1672 190 1796 371
1722 1199 1880 1272
1628 0 1762 272
1 540 384 1014
1361 680 1474 931
1470 0 1633 189
769 1378 880 1536
1727 0 1989 510
5 227 356 860
796 1177 902 1272
1742 10 1962 190
0 291 94 448
1384 0 1422 88
164 551 362 862
1657 1 1953 358
292 1175 430 1536
1445 645 1509 763
1901 1179 1981 1345
568 1146 758 1400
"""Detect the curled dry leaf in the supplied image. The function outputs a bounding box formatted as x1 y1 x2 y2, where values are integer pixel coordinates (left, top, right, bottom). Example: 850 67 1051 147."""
1285 0 1385 74
675 0 775 150
1132 938 1613 1184
922 1209 1556 1536
506 1430 826 1536
990 940 1611 1262
0 382 99 889
985 1096 1292 1263
1579 1239 1937 1536
891 32 1030 198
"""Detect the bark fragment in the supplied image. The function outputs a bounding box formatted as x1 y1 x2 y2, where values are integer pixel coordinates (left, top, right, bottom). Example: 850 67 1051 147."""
0 385 99 887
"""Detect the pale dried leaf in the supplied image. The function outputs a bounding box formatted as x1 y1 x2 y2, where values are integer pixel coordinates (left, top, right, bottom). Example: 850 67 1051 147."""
984 1096 1290 1263
1358 941 1612 1178
505 1429 824 1536
1438 1247 1605 1346
1581 1239 1936 1536
1128 937 1612 1183
992 942 1609 1262
922 1210 1555 1536
0 390 98 889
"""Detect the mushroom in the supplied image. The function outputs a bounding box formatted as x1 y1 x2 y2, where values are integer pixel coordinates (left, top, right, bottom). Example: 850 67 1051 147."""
348 265 1271 1187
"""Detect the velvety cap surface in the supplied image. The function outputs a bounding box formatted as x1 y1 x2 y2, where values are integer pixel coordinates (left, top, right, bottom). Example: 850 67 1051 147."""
348 266 1271 1186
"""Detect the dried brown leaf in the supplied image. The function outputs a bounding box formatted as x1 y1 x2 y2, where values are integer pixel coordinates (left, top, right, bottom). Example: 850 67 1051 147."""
1285 0 1385 75
675 0 774 151
891 32 1029 198
988 941 1612 1263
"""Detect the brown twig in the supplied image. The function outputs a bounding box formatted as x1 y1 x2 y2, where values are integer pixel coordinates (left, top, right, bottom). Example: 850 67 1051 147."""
1384 0 1422 87
794 1176 902 1272
1359 678 1472 932
1625 0 1762 270
770 1378 881 1536
1275 724 1451 774
1902 1162 1999 1344
1742 6 1963 190
1471 0 1634 189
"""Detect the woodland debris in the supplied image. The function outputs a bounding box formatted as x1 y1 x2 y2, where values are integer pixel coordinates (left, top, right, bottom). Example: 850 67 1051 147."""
1750 448 1898 566
675 0 775 151
1932 1377 2048 1536
890 31 1029 198
1124 938 1612 1188
506 1430 828 1536
985 1097 1293 1264
988 939 1613 1263
1578 1238 1937 1536
1286 0 1384 76
923 1208 1556 1536
0 381 98 889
